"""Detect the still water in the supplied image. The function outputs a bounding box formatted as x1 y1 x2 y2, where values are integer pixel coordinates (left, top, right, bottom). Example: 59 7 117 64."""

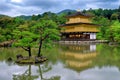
0 44 120 80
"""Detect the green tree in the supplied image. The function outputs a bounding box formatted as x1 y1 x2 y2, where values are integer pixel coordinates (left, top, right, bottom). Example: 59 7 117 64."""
31 15 38 21
32 19 60 57
13 19 60 57
41 12 65 25
92 16 111 40
118 5 120 12
107 21 120 42
0 16 25 42
110 13 119 20
13 21 38 57
57 14 67 25
110 12 120 21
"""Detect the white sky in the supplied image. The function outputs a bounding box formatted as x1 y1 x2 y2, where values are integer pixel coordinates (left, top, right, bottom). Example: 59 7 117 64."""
0 0 120 17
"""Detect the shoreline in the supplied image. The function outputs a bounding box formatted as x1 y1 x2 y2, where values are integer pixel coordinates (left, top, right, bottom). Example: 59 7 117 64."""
58 40 108 45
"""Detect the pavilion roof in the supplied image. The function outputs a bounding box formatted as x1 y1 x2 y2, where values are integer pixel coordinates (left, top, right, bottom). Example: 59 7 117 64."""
60 22 99 27
66 12 92 18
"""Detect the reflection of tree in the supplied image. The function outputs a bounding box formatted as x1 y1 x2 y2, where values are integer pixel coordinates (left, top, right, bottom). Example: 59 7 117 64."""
43 76 60 80
13 64 60 80
37 64 60 80
94 44 120 68
0 48 28 62
5 60 14 66
13 65 38 80
38 65 43 79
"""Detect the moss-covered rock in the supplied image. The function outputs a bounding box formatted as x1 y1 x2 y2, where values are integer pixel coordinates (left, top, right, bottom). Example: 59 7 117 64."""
16 56 48 64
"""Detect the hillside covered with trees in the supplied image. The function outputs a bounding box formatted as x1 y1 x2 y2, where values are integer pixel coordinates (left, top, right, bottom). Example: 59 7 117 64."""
0 6 120 44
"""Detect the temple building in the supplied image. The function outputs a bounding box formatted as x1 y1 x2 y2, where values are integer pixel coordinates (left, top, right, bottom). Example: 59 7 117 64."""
60 11 99 41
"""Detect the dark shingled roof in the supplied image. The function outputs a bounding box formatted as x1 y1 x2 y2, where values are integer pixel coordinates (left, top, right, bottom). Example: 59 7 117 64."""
60 22 99 27
66 12 92 18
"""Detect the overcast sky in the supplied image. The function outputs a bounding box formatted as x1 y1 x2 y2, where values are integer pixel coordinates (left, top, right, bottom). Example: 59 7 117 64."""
0 0 120 17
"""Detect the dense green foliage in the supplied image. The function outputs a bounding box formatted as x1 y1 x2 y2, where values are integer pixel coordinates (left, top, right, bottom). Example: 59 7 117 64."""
106 21 120 43
92 16 111 40
1 7 120 56
13 21 38 57
0 16 24 42
83 6 120 20
83 6 120 42
12 19 60 57
0 12 62 57
32 19 60 56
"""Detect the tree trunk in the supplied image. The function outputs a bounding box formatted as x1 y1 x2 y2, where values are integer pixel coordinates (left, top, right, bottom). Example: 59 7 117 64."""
38 40 42 57
28 47 31 57
21 46 32 57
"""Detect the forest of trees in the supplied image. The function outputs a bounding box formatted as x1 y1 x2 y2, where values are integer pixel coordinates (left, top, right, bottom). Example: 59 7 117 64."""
0 12 63 57
83 6 120 43
0 7 120 56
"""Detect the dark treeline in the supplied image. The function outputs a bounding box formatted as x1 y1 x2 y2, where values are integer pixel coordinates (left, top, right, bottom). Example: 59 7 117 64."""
15 6 120 21
82 6 120 21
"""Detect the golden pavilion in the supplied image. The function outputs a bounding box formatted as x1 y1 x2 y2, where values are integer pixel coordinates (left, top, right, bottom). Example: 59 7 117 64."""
60 11 99 41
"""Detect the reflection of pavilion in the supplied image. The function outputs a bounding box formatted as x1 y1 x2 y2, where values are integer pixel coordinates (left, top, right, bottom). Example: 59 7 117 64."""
61 44 96 53
60 44 98 72
63 52 97 60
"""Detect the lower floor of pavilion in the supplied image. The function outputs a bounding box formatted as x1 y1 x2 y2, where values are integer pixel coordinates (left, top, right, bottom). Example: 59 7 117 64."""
61 32 96 41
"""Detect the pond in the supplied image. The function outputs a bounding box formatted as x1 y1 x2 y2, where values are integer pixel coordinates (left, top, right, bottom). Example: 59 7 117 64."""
0 43 120 80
